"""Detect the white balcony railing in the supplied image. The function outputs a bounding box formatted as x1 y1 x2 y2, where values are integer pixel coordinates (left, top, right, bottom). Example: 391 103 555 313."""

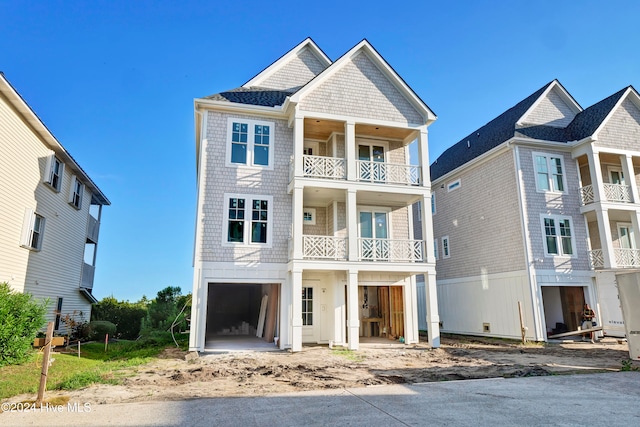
579 184 632 205
87 215 100 242
356 160 420 185
359 238 424 262
303 235 347 260
588 248 640 269
303 155 346 180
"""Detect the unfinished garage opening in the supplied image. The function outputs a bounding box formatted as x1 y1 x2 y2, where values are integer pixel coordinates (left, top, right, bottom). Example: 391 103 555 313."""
205 283 279 345
358 285 404 341
542 286 586 337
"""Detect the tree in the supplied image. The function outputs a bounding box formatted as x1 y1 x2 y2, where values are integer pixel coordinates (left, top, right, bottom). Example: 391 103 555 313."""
91 296 148 340
0 283 48 366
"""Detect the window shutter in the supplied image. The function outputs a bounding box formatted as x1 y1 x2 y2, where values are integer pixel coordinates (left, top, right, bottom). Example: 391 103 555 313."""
20 209 35 246
38 217 45 250
69 175 76 203
44 153 54 184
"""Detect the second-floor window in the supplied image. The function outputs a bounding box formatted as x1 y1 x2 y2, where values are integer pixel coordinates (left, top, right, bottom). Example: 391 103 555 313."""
227 119 274 168
21 210 45 251
45 154 64 192
69 176 84 209
534 153 565 192
224 194 273 246
542 215 574 256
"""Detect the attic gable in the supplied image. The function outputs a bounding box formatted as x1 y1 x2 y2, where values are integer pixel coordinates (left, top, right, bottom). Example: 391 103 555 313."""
518 83 581 128
591 88 640 150
291 40 435 125
242 38 331 91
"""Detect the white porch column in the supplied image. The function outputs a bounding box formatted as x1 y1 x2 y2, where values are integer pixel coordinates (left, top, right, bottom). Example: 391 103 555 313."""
346 189 358 261
405 276 419 344
425 271 440 348
292 186 304 260
631 212 640 251
291 269 303 352
622 154 639 203
596 208 616 268
588 150 605 202
188 269 206 351
421 193 435 264
332 273 346 346
345 121 356 181
417 126 430 187
346 269 359 350
293 115 304 178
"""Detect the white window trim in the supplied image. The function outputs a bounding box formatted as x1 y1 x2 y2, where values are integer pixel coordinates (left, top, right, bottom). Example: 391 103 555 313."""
447 179 461 192
616 222 635 249
69 175 84 210
20 209 45 251
442 236 450 259
303 208 316 225
222 193 274 248
607 166 625 184
225 118 275 170
433 238 439 260
533 152 566 193
44 153 64 192
540 214 576 257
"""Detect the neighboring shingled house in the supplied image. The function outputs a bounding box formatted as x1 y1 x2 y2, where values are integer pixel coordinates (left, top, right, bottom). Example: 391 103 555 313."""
190 38 440 352
0 73 110 332
427 80 639 341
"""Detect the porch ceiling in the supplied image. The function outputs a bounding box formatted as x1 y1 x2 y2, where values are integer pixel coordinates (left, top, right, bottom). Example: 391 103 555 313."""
303 118 416 141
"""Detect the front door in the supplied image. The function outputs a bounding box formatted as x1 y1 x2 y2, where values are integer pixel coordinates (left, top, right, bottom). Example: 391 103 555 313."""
359 210 389 260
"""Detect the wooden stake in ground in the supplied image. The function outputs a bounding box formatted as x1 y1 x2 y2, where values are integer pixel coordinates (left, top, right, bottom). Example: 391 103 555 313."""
36 321 54 406
518 301 527 344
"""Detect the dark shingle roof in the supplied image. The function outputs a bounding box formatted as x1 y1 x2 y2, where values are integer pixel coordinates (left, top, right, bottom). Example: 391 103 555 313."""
430 81 555 181
203 86 295 107
564 87 628 141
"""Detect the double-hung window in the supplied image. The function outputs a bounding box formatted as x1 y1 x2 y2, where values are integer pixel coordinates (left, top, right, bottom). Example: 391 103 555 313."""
224 194 273 246
534 153 565 192
21 210 45 251
227 119 274 168
44 153 64 192
69 175 84 209
542 215 575 256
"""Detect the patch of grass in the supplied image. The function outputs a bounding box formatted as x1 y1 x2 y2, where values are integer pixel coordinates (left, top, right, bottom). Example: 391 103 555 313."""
331 348 365 362
621 359 640 372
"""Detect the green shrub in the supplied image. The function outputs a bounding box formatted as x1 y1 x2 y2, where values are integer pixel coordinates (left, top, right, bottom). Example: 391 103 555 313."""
87 320 116 341
91 296 148 340
0 283 48 366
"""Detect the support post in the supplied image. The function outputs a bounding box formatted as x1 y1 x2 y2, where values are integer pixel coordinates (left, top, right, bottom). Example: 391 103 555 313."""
291 269 303 352
425 271 440 348
36 321 54 406
518 301 527 344
347 269 359 350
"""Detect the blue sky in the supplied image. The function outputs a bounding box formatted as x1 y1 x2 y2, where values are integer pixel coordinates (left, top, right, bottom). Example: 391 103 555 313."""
2 1 638 301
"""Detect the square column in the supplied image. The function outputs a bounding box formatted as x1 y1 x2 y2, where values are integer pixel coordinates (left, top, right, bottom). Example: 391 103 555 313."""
346 189 358 261
587 150 605 202
622 154 639 203
417 126 430 186
293 116 304 178
345 121 356 181
292 186 304 260
291 269 303 352
420 193 435 263
596 209 616 268
424 271 440 348
346 269 359 350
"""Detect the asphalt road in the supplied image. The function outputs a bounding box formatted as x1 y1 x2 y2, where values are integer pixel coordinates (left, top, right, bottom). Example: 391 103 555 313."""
2 372 639 426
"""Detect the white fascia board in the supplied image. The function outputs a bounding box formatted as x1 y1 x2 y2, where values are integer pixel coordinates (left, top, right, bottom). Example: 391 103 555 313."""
0 74 110 205
592 87 635 139
194 98 287 118
242 38 332 88
516 80 582 127
289 40 436 123
510 136 574 150
431 141 512 186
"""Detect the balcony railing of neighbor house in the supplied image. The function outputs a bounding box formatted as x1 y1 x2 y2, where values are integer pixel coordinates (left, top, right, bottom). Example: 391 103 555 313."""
356 160 420 185
588 248 640 269
302 235 348 260
579 184 632 205
87 215 100 242
81 262 95 289
359 238 424 262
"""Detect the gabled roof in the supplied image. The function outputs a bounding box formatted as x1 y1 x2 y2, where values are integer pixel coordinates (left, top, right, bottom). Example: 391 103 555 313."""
430 81 556 181
0 73 110 205
242 37 331 89
289 39 436 123
564 86 630 141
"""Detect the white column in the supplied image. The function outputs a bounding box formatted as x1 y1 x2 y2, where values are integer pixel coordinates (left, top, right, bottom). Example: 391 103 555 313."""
588 150 605 202
333 273 346 346
424 271 440 348
622 154 639 203
346 269 359 350
294 116 304 177
631 212 640 251
417 126 430 186
291 269 303 352
345 121 356 181
346 189 358 261
596 209 616 268
405 277 418 344
292 186 304 260
421 193 435 263
188 269 205 351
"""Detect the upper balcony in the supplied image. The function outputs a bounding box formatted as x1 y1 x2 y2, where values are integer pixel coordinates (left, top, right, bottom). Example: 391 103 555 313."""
579 183 633 205
576 151 639 206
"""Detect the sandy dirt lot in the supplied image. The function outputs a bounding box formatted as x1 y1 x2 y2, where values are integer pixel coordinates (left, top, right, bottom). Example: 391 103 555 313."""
9 335 638 405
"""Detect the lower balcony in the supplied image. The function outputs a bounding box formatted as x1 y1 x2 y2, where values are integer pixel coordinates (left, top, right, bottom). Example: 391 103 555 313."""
299 235 424 262
589 248 640 269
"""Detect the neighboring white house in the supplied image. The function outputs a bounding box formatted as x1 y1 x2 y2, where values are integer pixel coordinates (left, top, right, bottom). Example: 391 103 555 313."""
428 80 640 341
190 38 440 352
0 73 110 332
